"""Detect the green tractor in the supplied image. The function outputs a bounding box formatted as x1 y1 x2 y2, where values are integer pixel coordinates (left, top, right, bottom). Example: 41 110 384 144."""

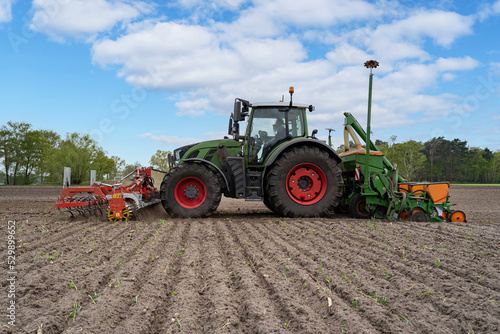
160 87 343 218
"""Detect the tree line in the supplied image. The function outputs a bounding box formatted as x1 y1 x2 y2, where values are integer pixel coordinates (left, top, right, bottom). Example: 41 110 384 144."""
372 137 500 183
337 136 499 184
0 121 173 185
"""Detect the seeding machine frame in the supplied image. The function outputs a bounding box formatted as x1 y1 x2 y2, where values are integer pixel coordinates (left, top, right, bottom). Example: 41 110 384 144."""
55 167 162 221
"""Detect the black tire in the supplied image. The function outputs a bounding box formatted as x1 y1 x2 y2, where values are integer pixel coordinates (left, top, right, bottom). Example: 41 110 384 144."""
411 209 427 222
266 145 343 218
333 203 350 214
161 163 221 218
349 193 371 219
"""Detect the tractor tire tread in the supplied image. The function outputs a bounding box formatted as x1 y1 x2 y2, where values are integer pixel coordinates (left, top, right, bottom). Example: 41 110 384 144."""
266 145 343 218
160 163 221 218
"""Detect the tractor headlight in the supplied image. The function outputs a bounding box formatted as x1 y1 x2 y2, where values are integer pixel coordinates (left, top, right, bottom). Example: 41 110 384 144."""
174 143 197 161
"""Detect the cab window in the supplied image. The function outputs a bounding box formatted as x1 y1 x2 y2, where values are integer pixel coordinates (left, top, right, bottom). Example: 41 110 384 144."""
247 107 305 164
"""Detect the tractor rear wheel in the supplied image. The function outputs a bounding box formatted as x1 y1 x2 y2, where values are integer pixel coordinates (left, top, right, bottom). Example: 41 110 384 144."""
266 146 343 218
161 163 221 218
348 193 371 219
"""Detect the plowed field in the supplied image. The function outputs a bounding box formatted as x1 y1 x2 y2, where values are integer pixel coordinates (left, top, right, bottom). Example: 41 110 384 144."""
1 185 499 334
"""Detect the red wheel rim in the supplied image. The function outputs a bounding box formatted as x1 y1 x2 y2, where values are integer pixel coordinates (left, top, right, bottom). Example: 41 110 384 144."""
286 163 327 205
174 177 207 209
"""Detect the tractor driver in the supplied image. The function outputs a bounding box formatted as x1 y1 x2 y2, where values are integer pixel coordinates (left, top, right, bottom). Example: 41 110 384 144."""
262 116 287 158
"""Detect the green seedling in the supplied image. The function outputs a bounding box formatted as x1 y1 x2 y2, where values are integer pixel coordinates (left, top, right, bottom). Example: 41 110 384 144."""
69 299 82 322
351 297 359 308
402 249 408 260
302 283 307 289
382 268 391 280
376 296 389 306
324 276 332 290
88 292 98 304
285 320 291 328
69 280 78 290
132 296 138 304
435 258 442 269
47 251 62 261
172 291 177 295
421 290 433 297
488 296 500 304
176 318 182 327
399 314 411 325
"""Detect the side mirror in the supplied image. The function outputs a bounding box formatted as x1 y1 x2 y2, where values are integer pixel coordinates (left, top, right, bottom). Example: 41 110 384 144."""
234 101 242 121
228 116 233 135
311 129 318 139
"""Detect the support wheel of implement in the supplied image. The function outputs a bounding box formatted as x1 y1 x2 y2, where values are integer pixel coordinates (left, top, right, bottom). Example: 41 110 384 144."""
107 200 135 222
411 208 427 222
108 207 130 222
349 193 371 219
449 210 466 223
161 163 221 218
266 146 343 218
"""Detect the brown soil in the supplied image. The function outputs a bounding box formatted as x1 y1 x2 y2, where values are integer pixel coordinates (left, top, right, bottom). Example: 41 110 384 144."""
0 185 499 334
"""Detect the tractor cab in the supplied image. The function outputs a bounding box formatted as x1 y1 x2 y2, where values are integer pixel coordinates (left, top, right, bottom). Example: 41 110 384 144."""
230 87 315 167
245 103 308 165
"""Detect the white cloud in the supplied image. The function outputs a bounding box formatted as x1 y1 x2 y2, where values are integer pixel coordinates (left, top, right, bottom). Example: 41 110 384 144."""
92 21 305 91
176 0 246 11
0 0 16 23
441 73 456 81
477 0 500 21
86 1 482 139
30 0 153 42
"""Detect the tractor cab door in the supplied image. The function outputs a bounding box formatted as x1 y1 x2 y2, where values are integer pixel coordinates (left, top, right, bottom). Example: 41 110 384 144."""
246 107 306 165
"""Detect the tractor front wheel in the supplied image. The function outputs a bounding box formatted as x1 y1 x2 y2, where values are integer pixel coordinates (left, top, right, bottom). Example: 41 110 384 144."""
266 146 343 218
161 163 221 218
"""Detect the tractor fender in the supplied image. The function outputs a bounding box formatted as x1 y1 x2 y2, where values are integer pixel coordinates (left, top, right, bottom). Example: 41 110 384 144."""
264 138 342 167
182 158 230 191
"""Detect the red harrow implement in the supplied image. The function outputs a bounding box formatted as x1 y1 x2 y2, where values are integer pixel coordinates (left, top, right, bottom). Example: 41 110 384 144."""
55 167 162 221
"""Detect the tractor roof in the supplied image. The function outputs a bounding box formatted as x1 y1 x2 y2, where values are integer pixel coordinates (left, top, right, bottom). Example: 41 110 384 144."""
252 102 310 108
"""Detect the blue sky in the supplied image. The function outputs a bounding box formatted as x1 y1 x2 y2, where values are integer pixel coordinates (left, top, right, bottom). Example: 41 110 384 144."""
1 0 499 166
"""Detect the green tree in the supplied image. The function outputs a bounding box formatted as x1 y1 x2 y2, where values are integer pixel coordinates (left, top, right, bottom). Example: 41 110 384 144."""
52 133 114 184
91 150 115 181
110 156 125 180
384 140 426 181
149 150 172 172
0 122 31 184
36 130 61 183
